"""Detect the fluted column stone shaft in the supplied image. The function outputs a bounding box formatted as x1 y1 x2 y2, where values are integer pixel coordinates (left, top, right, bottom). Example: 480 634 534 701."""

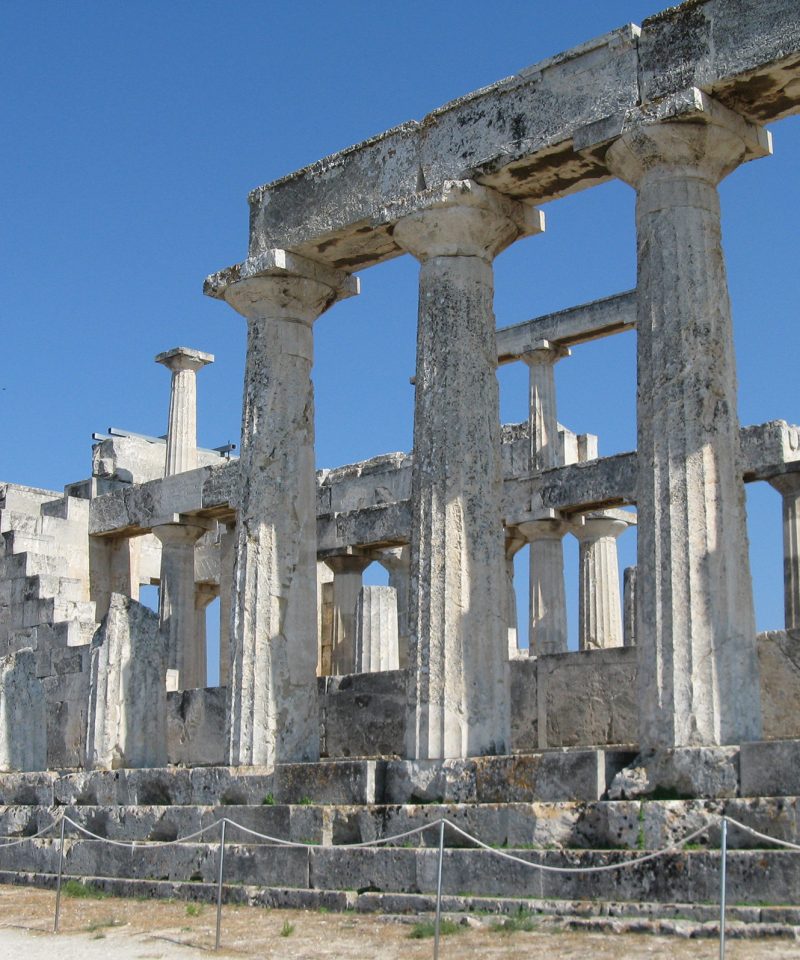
376 546 411 669
623 565 638 648
575 514 628 651
204 250 357 767
606 114 767 748
354 585 400 673
504 528 527 658
218 522 236 687
768 472 800 630
155 347 214 476
194 583 217 689
324 554 372 675
153 521 208 691
522 342 570 473
519 519 569 656
393 179 543 759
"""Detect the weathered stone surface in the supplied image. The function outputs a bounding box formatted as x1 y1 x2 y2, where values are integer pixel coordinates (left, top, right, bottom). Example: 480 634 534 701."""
608 746 740 800
274 759 383 805
758 629 800 740
167 687 226 766
574 513 631 651
325 554 371 675
0 649 46 772
740 739 800 797
155 347 214 477
319 671 406 759
85 594 167 770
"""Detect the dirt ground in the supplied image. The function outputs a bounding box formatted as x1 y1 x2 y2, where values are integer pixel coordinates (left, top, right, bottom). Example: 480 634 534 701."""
1 884 800 960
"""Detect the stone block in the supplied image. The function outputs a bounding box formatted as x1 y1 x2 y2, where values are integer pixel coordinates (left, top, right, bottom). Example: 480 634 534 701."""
740 740 800 797
609 746 740 800
86 594 167 770
319 670 406 759
274 759 384 805
0 648 47 772
758 630 800 740
167 686 226 766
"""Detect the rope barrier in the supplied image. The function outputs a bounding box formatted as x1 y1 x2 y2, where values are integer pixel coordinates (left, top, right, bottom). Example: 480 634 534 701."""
0 812 62 848
725 816 800 852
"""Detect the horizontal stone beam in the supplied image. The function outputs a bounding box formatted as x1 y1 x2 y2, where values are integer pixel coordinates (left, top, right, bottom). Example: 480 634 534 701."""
497 291 636 362
89 420 800 541
244 0 800 272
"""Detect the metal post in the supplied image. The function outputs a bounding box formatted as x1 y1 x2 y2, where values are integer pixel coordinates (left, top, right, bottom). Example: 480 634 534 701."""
215 818 227 951
433 818 445 960
719 816 728 960
54 816 66 933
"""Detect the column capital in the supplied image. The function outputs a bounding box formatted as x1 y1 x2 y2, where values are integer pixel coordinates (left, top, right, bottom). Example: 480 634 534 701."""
155 346 214 374
768 470 800 497
152 518 212 546
520 340 571 366
602 94 771 190
203 249 359 324
572 512 632 543
391 179 544 261
517 517 570 542
323 553 373 576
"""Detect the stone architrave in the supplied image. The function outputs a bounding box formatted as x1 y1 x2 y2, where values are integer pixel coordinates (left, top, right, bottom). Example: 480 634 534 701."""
519 518 569 656
155 347 214 477
623 566 637 648
85 594 167 770
354 585 400 673
376 545 411 668
0 649 46 772
768 472 800 630
504 527 527 658
604 104 770 748
393 179 544 759
574 512 631 651
204 250 358 767
324 554 372 675
153 519 210 691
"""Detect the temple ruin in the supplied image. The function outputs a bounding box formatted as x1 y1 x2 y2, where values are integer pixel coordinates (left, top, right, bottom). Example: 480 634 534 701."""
2 0 800 921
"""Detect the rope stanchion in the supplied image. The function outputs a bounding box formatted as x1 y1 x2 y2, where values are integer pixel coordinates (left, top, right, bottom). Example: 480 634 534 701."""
433 818 445 960
719 817 728 960
215 818 226 951
53 815 66 934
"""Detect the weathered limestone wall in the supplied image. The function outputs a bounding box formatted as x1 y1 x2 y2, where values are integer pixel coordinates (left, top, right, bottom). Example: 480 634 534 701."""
166 687 227 766
0 649 46 772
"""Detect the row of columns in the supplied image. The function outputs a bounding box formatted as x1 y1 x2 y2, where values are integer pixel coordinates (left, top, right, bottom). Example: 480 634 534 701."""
201 99 772 763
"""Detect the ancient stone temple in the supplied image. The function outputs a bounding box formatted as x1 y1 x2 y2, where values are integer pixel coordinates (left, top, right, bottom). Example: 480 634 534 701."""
2 0 800 921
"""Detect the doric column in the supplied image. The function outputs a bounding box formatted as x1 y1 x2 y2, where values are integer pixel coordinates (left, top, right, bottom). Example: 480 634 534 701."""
574 512 631 651
375 545 411 668
153 520 209 691
522 341 570 473
623 566 637 648
604 102 770 747
204 250 357 767
504 527 527 658
218 521 236 687
768 472 800 629
393 179 544 759
518 518 569 656
324 554 372 675
155 347 214 476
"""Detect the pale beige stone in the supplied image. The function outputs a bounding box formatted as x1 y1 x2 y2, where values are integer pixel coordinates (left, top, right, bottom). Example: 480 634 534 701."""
354 585 400 673
324 554 371 675
155 347 214 477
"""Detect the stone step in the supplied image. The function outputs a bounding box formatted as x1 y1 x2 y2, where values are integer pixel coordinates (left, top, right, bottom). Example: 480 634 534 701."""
0 573 86 606
40 495 90 524
0 484 61 516
0 552 68 580
3 872 800 935
2 531 57 558
0 838 797 905
0 510 40 536
1 797 799 850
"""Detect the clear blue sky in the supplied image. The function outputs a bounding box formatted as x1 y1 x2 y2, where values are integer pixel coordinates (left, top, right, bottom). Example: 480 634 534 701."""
3 1 799 660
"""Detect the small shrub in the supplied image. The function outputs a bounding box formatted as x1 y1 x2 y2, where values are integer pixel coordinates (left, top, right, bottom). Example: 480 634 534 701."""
280 919 295 937
408 919 463 939
63 880 109 900
490 910 538 935
263 793 275 805
298 796 313 806
186 903 203 917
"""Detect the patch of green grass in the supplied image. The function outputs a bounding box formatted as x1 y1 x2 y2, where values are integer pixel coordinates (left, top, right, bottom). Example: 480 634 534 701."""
91 933 106 940
280 919 295 937
185 903 203 917
262 793 275 805
490 909 538 935
408 919 463 939
83 917 120 932
298 796 313 806
63 880 109 900
636 802 646 850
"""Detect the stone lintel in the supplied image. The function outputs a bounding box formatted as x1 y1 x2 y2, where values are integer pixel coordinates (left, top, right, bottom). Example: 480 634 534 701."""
497 290 636 362
575 86 773 161
203 249 360 302
154 346 215 370
242 2 798 270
